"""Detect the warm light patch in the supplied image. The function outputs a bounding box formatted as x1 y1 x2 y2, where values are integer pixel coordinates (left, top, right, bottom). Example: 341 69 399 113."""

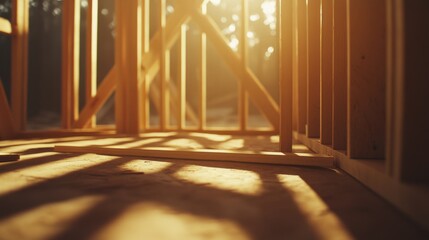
163 138 205 149
120 160 173 175
188 132 232 142
216 139 244 150
277 174 353 240
174 165 262 196
94 202 251 240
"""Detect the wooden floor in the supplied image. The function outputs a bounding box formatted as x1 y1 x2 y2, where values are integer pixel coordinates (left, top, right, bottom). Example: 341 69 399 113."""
0 136 427 240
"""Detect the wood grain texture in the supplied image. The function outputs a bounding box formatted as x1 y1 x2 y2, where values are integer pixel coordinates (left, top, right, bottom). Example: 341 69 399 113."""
115 0 143 134
279 0 294 152
11 0 29 131
307 0 321 138
332 0 347 150
61 0 80 129
347 0 386 159
85 0 98 128
297 0 308 134
320 0 333 145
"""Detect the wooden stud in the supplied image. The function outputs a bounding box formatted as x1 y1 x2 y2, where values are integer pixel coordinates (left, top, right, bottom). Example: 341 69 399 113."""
0 17 12 34
198 3 208 131
159 0 167 130
332 0 347 150
141 0 149 130
178 24 187 130
61 0 80 129
307 0 321 138
292 0 299 133
297 0 308 134
192 11 280 130
11 0 29 131
85 0 98 128
115 0 143 134
279 0 293 153
347 0 386 159
320 0 333 145
239 0 249 131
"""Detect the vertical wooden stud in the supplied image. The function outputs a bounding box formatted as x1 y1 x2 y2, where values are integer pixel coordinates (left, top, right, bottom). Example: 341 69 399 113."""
320 0 333 145
332 0 347 150
61 0 80 129
115 0 143 134
85 0 98 128
292 0 299 132
11 0 29 130
178 24 187 130
347 0 386 159
307 0 321 138
141 0 149 130
239 0 249 131
280 0 293 153
297 0 308 134
159 0 168 130
199 3 207 130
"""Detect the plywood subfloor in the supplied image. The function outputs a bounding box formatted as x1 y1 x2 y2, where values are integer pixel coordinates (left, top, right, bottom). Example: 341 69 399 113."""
0 136 427 240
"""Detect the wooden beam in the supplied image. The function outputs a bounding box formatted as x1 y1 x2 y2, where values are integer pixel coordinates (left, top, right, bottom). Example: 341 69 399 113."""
141 0 149 130
332 0 347 150
239 0 249 131
297 0 308 134
279 0 294 153
347 0 386 159
0 17 12 34
55 144 334 168
178 24 187 129
11 0 29 130
198 3 208 131
192 11 280 130
307 0 321 138
160 0 168 130
292 0 299 133
320 0 333 145
115 0 143 134
85 0 98 128
61 0 80 129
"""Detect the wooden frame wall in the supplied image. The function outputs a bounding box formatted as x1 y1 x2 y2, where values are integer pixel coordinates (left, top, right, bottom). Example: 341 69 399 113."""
295 0 429 231
2 0 428 229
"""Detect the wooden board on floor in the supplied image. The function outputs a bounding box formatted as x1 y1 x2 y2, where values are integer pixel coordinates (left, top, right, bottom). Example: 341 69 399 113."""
53 133 334 167
55 145 333 168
